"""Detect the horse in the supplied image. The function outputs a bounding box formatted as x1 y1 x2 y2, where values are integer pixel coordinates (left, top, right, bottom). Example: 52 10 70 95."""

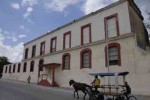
69 79 92 100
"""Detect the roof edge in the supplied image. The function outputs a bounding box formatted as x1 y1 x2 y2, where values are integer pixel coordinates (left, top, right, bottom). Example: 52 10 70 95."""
24 0 126 46
127 0 144 20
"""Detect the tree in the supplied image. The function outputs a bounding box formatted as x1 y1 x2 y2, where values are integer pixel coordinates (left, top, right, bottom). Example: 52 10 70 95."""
0 56 11 77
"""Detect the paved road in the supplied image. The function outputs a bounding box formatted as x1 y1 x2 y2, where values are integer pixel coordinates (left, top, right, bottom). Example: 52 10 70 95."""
0 79 150 100
0 79 85 100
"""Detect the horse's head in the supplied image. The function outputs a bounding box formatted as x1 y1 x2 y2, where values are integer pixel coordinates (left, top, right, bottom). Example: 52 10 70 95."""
69 79 75 86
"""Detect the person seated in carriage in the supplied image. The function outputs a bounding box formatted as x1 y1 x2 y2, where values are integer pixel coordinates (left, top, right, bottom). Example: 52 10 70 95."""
124 81 131 96
91 75 101 92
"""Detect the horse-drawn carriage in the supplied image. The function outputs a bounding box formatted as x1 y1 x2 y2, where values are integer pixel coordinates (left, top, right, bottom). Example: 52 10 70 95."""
88 71 137 100
69 71 137 100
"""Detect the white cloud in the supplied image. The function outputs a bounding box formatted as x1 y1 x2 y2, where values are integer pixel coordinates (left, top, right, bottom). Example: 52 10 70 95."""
12 36 18 42
20 25 25 30
82 0 118 14
0 33 23 63
0 28 27 43
44 0 118 14
11 3 20 10
6 32 19 42
135 0 150 36
23 7 33 18
27 6 33 12
22 0 37 23
22 0 38 7
4 31 10 35
44 0 81 12
0 34 5 44
0 42 23 63
20 25 30 33
6 35 18 42
23 7 34 23
18 34 26 38
0 28 25 63
64 11 69 17
138 5 149 22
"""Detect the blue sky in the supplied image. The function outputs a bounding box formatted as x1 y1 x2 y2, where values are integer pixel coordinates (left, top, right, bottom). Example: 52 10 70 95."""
0 0 149 63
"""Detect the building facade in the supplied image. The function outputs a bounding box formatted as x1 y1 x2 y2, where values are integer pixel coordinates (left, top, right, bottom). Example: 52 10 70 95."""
2 0 150 96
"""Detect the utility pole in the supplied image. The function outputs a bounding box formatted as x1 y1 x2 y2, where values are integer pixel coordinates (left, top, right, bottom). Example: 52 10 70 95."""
105 23 110 85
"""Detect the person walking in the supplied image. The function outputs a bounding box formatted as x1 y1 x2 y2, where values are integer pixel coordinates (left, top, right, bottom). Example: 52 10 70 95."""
27 75 31 84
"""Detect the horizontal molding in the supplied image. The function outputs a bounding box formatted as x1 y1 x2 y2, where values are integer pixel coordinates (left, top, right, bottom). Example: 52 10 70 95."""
22 33 134 62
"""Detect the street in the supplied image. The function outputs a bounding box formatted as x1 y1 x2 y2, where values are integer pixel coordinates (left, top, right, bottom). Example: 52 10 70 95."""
0 79 150 100
0 79 85 100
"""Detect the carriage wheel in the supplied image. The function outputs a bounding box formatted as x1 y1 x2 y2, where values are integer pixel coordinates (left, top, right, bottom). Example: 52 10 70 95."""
98 95 104 100
90 96 97 100
115 96 125 100
128 96 137 100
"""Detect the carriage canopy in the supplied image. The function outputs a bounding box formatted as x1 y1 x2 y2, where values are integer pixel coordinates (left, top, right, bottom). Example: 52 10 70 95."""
89 71 129 77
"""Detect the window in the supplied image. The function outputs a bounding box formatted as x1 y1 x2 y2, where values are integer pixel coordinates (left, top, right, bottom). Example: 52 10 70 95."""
62 53 70 70
40 42 45 55
5 66 7 73
105 43 121 66
81 23 92 45
23 62 27 72
80 48 92 68
50 37 57 53
17 63 21 73
25 48 28 59
104 13 120 38
32 45 36 57
30 61 34 72
13 64 16 73
9 65 11 73
109 47 118 65
39 59 44 71
63 31 71 49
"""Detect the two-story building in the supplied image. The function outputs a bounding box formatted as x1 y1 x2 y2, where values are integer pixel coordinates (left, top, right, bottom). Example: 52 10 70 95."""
2 0 150 96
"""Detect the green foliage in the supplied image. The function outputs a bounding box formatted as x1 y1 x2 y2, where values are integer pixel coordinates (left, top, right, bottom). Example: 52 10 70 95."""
0 56 11 74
